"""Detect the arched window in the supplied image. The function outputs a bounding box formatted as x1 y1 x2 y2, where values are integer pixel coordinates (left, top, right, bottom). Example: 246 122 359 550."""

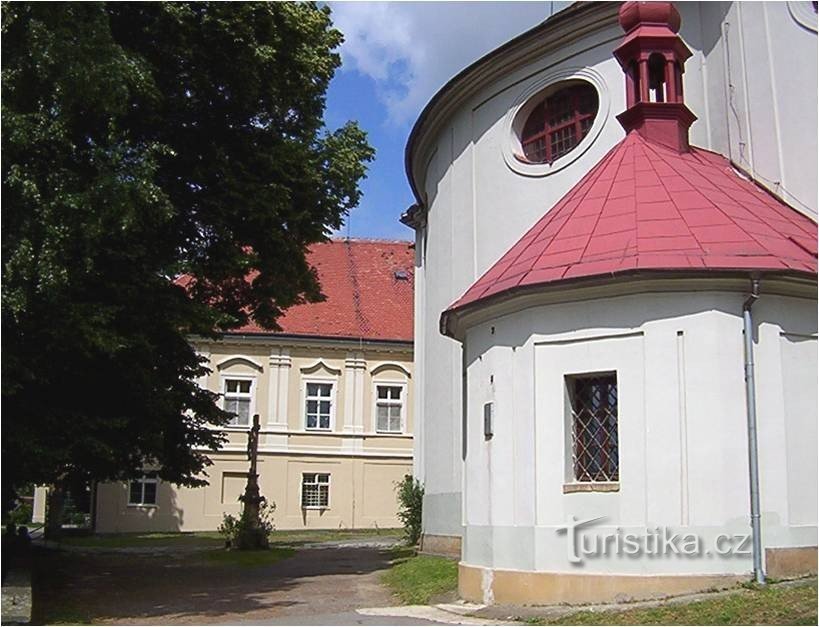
520 82 599 164
648 53 667 102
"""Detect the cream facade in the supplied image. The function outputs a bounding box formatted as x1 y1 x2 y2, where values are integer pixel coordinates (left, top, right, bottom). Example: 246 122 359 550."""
95 336 414 532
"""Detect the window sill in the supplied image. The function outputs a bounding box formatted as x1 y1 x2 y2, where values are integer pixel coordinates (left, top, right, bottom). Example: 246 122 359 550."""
305 427 333 433
127 503 158 508
301 506 330 511
374 430 404 436
563 482 619 494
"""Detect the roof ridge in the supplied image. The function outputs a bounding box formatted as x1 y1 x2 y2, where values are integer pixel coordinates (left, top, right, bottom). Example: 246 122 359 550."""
445 131 816 316
344 238 372 338
329 237 413 245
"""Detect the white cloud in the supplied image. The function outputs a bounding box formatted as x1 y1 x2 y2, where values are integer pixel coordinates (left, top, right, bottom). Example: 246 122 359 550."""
330 1 566 125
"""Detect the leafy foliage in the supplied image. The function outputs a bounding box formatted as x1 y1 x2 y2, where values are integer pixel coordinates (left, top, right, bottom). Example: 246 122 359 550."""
1 2 374 500
395 474 424 546
217 500 276 550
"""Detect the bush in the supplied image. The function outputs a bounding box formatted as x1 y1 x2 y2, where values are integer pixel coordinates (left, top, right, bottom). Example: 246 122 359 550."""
218 500 276 550
8 501 32 526
395 474 423 546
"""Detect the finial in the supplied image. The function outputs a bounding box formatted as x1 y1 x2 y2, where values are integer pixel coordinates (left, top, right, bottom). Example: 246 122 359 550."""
619 1 681 34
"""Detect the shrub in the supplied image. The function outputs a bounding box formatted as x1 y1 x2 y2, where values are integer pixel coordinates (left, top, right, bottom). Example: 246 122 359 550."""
395 474 423 546
8 502 32 526
218 500 276 550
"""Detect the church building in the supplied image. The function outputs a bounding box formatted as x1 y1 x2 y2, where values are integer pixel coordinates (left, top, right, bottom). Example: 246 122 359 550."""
403 1 817 604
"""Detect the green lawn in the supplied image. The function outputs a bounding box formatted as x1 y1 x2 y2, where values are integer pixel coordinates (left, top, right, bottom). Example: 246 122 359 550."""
527 580 817 626
57 527 401 549
268 527 402 546
58 531 224 548
382 547 458 605
202 546 295 567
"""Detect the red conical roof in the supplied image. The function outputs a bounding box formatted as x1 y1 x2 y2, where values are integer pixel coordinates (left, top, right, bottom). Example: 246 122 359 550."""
446 131 817 314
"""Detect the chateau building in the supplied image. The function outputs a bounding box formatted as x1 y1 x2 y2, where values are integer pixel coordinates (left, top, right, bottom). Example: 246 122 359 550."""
93 239 415 532
403 1 817 604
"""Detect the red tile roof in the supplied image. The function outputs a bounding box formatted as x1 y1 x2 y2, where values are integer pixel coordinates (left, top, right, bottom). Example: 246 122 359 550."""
234 239 414 342
447 132 817 313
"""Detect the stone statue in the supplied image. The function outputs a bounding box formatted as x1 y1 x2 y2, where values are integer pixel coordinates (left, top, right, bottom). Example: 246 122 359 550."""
237 414 269 549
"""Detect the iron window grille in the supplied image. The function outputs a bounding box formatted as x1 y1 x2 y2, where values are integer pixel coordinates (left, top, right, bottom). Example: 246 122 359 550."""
568 373 619 482
224 378 252 427
305 382 333 430
375 385 403 433
521 83 598 164
301 473 330 508
128 472 158 506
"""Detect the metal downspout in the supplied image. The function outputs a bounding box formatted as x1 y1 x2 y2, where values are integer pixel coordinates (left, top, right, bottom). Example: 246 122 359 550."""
742 277 765 584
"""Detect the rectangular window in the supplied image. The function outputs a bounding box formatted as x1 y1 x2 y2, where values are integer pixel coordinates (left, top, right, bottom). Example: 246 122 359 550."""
301 473 330 508
305 382 333 430
128 473 158 506
224 378 252 427
375 385 403 433
568 373 619 482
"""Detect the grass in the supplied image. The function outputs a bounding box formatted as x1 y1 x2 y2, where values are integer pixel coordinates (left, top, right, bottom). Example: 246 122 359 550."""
382 547 458 605
202 546 295 567
526 579 817 625
57 527 402 549
268 527 402 546
58 531 224 548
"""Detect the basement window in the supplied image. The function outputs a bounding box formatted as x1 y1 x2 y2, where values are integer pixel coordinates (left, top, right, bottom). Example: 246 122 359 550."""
566 373 619 483
301 473 330 509
128 473 158 506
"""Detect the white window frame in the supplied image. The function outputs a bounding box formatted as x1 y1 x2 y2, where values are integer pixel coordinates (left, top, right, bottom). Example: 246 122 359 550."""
302 377 337 431
372 381 407 434
220 374 257 429
128 473 158 507
300 472 331 509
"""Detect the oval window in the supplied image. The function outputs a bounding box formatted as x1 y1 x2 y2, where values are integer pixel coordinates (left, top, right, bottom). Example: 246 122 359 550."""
518 82 599 164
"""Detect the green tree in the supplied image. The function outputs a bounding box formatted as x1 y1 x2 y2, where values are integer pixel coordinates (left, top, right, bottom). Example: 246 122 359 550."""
1 2 374 520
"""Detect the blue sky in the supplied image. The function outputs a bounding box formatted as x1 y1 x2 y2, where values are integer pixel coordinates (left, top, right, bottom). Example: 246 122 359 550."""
323 2 568 241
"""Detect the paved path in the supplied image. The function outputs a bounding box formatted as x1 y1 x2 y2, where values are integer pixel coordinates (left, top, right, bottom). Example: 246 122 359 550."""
35 540 464 625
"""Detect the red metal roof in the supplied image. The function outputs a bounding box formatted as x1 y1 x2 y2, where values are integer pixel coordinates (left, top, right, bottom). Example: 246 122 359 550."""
448 131 817 313
234 239 414 342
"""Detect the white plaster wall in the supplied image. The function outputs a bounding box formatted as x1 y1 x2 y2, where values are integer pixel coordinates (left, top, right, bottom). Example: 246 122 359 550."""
413 1 817 540
459 291 816 575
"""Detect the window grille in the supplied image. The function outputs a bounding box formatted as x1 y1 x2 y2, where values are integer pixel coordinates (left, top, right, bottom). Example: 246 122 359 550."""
521 83 599 164
128 472 158 506
224 378 252 426
301 473 330 508
568 374 619 482
305 382 333 429
375 385 403 433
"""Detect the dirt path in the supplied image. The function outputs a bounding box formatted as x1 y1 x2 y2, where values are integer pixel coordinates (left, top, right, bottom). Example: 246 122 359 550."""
33 542 405 624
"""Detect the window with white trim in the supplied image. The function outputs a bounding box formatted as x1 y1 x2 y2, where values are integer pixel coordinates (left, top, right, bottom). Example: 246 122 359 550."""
375 385 403 433
224 378 252 427
305 382 333 430
301 473 330 508
128 473 158 506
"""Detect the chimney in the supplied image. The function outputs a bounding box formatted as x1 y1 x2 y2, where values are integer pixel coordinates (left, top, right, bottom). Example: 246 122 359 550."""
613 1 697 152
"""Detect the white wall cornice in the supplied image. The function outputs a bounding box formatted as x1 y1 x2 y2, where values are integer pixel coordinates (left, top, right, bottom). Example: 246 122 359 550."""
407 2 620 205
370 362 413 378
215 355 264 372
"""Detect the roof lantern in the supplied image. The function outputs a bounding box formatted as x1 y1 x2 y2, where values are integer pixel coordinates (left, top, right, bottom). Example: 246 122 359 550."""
613 1 697 152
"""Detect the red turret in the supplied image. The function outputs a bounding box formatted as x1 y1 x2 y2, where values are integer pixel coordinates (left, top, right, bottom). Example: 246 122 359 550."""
613 1 696 152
